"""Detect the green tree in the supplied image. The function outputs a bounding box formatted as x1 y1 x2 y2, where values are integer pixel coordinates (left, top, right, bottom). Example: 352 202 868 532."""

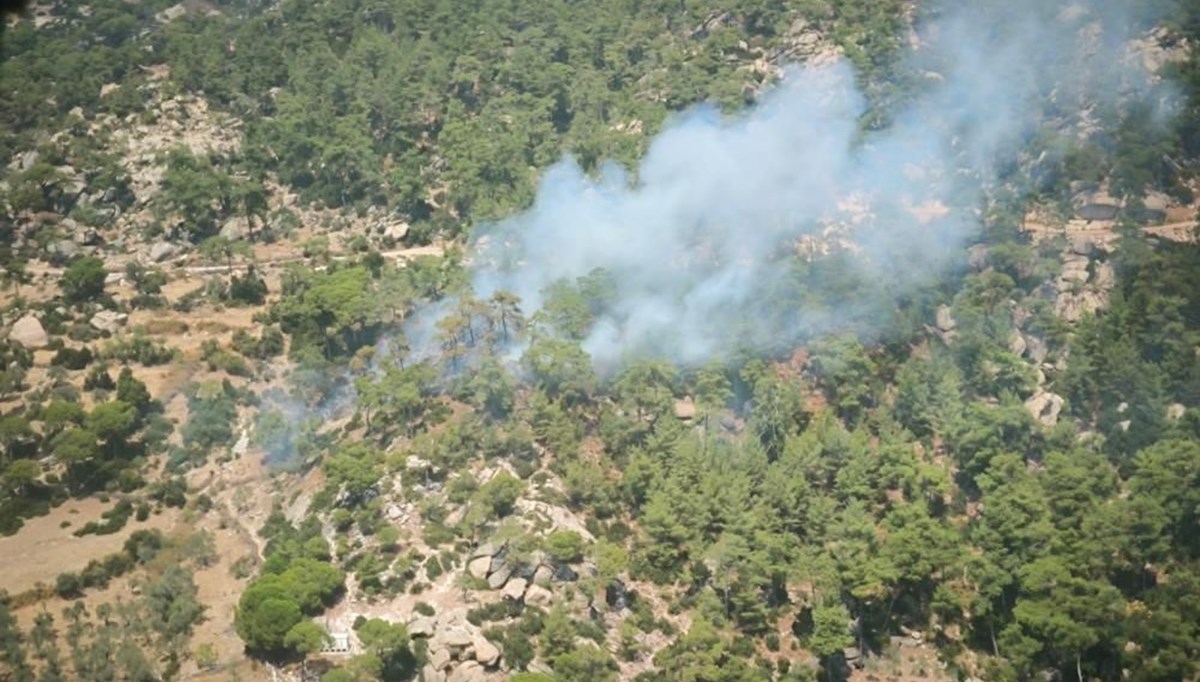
61 256 107 302
234 581 303 654
810 602 854 682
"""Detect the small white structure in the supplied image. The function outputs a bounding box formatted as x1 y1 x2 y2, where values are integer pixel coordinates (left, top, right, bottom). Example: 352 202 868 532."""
321 631 353 655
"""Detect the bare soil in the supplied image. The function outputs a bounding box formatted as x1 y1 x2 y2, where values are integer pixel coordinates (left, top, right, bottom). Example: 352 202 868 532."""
0 498 180 595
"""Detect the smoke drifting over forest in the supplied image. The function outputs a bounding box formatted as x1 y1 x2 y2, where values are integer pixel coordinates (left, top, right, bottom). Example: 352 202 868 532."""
450 0 1173 368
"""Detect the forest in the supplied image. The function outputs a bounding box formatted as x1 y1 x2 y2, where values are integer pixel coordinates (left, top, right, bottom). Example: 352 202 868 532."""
1 0 1200 681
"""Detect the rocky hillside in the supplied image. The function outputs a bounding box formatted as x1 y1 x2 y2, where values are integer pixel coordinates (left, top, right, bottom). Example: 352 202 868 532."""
2 2 1200 682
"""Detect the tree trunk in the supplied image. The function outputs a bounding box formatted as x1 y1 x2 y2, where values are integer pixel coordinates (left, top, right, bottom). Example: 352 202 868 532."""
1077 654 1083 682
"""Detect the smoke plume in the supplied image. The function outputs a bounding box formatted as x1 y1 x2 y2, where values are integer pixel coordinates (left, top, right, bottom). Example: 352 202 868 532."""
447 0 1174 371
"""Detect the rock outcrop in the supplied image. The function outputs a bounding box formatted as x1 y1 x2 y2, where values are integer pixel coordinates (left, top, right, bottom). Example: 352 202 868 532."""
8 315 48 349
1025 390 1065 426
407 609 504 682
90 310 128 334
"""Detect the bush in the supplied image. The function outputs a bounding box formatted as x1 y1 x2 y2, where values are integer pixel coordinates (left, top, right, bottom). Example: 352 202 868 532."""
83 365 115 390
73 499 134 537
425 557 444 581
55 571 83 598
62 256 106 302
545 530 585 564
101 335 177 366
51 346 93 370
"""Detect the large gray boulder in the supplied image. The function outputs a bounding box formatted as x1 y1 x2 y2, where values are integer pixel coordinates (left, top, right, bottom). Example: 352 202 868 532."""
448 661 486 682
1025 390 1065 426
502 577 528 601
524 584 553 608
149 241 179 262
440 626 473 649
467 556 491 581
487 563 513 590
8 315 48 349
471 635 501 667
90 310 128 334
408 616 435 638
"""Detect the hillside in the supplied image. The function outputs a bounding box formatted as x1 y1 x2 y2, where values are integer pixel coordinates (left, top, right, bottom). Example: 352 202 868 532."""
2 1 1200 682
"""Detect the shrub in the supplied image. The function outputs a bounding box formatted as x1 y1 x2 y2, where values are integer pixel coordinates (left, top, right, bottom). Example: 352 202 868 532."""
55 571 83 598
62 256 106 302
51 346 93 370
545 530 585 564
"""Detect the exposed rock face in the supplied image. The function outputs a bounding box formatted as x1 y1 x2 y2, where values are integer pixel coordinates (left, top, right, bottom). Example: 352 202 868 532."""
149 241 179 262
532 564 554 587
471 635 500 666
448 661 485 682
1025 390 1065 426
525 584 553 607
219 219 249 241
381 220 410 242
502 577 528 601
49 239 81 261
439 626 473 649
1008 331 1027 357
934 304 957 342
487 563 514 590
467 555 491 581
411 609 504 681
8 315 48 348
90 310 128 334
408 616 435 638
673 397 696 421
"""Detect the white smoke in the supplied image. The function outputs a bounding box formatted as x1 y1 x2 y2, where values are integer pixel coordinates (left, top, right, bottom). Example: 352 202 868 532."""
449 0 1175 369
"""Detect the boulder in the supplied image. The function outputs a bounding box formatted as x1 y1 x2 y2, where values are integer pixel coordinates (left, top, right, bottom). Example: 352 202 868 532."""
532 564 554 587
1060 255 1090 284
90 310 127 334
552 563 578 582
219 219 248 241
16 150 39 172
8 315 48 349
421 665 447 682
471 541 501 560
606 579 630 610
471 635 501 667
383 220 410 242
934 305 957 342
673 398 696 420
443 627 474 649
1167 403 1186 420
935 305 956 332
149 241 179 262
468 555 492 581
1026 336 1049 364
448 661 486 682
502 577 528 601
408 616 435 638
71 224 101 247
48 239 81 261
1008 331 1027 357
524 584 553 608
1024 390 1065 427
487 563 513 590
429 647 452 671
